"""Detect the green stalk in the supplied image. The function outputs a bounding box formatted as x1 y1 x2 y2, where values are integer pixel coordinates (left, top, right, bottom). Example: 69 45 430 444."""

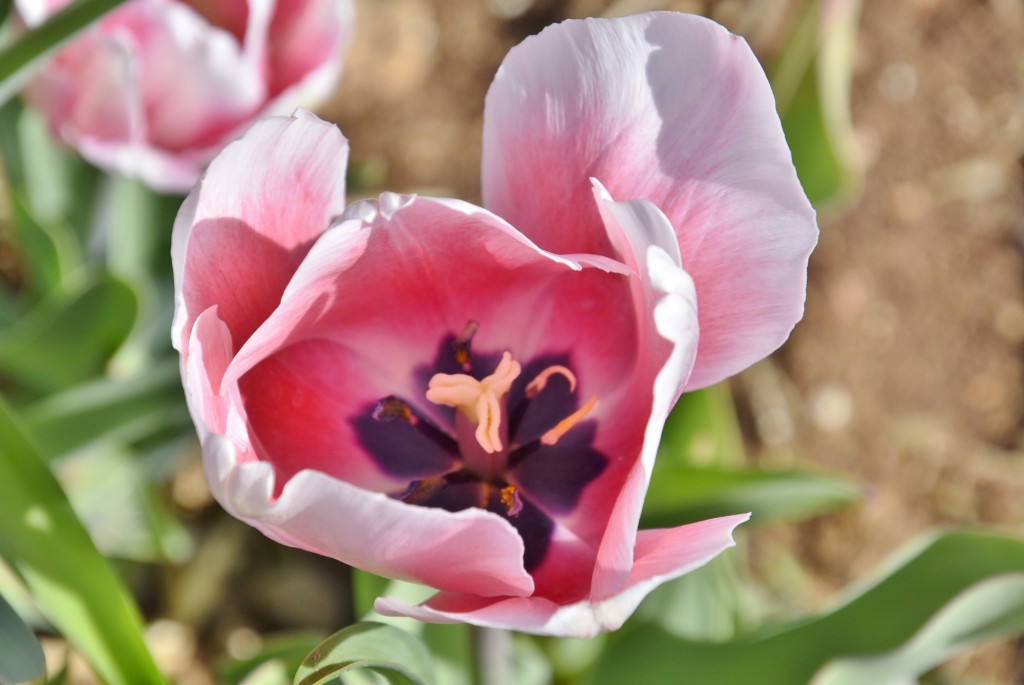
470 625 511 685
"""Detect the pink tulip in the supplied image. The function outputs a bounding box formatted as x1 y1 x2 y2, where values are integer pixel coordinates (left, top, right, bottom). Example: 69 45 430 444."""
172 12 817 637
15 0 354 192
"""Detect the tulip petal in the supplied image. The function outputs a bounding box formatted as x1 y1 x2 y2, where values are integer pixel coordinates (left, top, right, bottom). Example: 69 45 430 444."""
267 0 355 97
182 307 235 442
202 434 535 598
483 11 817 391
184 292 535 600
195 190 675 601
23 1 268 192
584 185 700 599
375 514 747 637
24 24 139 151
172 110 348 356
185 0 249 42
221 192 624 413
132 2 264 153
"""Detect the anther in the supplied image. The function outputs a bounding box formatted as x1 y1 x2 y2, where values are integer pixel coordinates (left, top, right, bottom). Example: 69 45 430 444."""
525 365 577 398
541 395 597 446
398 476 445 504
500 485 523 517
373 396 418 424
453 320 479 372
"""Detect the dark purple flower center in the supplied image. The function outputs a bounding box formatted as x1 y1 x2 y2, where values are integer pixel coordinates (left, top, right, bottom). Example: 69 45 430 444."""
352 322 607 572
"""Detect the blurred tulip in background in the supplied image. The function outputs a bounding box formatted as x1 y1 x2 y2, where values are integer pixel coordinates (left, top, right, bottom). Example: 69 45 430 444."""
13 0 355 191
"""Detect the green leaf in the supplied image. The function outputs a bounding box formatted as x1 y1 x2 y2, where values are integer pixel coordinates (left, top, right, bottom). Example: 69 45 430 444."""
658 384 745 469
0 590 45 685
0 0 11 33
0 397 166 685
218 633 325 685
640 466 859 527
0 272 137 397
57 442 192 562
0 101 86 296
634 552 757 642
0 0 129 105
16 104 82 228
813 574 1024 685
20 361 186 459
352 570 392 619
4 192 79 299
294 622 435 685
587 530 1024 685
773 0 862 214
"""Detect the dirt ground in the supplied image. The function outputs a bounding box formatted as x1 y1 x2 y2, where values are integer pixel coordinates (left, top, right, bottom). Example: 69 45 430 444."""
320 0 1024 680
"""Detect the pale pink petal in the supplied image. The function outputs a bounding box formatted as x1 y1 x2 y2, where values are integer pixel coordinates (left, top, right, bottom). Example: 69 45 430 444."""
171 110 348 356
374 512 747 637
222 192 612 403
483 11 817 391
126 2 264 153
220 191 625 457
267 0 354 96
222 194 657 568
184 271 535 598
24 27 138 148
586 184 701 599
182 306 235 440
182 0 249 42
236 336 438 495
201 434 535 598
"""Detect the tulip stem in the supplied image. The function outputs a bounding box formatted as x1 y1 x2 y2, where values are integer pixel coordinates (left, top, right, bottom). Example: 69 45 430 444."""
470 625 511 685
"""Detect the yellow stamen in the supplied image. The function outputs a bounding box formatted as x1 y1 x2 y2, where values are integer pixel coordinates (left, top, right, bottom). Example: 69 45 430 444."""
453 320 479 371
426 351 521 453
500 485 523 516
541 395 597 446
373 396 417 424
525 364 577 397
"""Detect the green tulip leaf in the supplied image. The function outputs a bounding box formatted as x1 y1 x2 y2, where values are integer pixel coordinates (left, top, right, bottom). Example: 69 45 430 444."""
0 397 166 685
641 465 859 527
294 622 435 685
0 590 45 685
218 633 325 685
587 530 1024 685
0 272 137 397
658 384 745 469
21 361 187 459
812 573 1024 685
773 0 862 214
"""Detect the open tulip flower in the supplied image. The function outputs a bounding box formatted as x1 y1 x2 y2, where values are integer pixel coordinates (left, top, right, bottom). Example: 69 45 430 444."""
173 12 817 637
15 0 354 192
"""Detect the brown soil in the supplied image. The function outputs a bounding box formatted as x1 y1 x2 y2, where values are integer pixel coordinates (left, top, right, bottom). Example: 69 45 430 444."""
322 0 1024 681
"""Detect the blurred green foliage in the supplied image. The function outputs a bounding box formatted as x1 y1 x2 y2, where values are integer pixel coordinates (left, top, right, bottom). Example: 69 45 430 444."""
0 398 166 685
